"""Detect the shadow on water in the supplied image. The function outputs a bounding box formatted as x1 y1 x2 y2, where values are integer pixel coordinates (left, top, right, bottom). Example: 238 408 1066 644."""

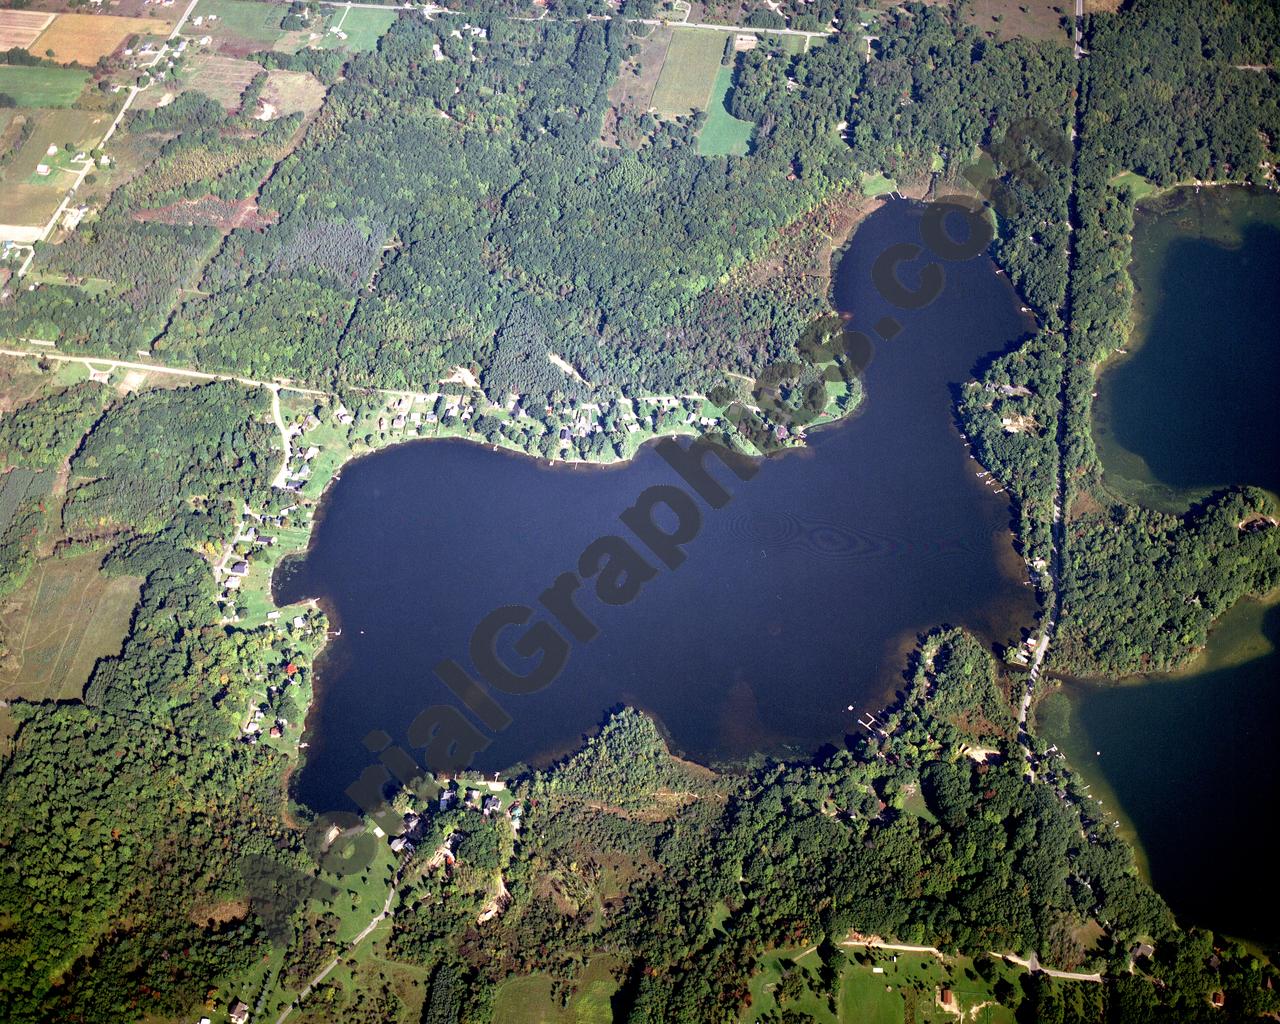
276 200 1040 814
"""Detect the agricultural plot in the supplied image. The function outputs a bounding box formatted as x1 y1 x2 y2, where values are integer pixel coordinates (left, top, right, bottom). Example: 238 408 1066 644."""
189 0 287 55
29 13 170 65
696 64 753 156
651 27 725 117
0 551 140 706
0 64 89 108
0 10 56 50
313 4 399 52
182 53 263 108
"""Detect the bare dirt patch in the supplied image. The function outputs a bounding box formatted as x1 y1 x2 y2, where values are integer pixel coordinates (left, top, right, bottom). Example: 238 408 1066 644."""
190 898 250 927
133 194 278 230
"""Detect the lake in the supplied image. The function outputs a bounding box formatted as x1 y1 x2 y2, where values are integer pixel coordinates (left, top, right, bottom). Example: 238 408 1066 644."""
277 200 1040 815
1040 595 1280 944
1092 185 1280 510
1048 185 1280 943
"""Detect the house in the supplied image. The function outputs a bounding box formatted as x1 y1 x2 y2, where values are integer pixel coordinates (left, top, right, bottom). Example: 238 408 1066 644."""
939 989 955 1008
230 560 249 576
1211 991 1225 1008
268 725 282 739
392 415 406 430
229 1000 250 1024
35 164 51 176
303 445 319 461
482 795 501 816
439 789 456 811
390 835 413 855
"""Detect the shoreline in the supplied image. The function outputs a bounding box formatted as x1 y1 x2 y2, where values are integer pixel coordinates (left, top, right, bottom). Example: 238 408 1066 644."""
264 189 898 819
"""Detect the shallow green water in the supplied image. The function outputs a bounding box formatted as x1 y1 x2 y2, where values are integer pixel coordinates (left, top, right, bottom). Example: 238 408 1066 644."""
1092 186 1280 511
1055 186 1280 943
1041 596 1280 944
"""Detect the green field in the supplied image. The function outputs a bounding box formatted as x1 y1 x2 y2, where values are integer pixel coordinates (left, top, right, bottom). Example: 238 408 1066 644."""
839 970 904 1024
0 65 88 108
696 64 753 156
491 959 618 1024
651 28 725 117
0 551 141 707
315 5 398 52
861 170 898 196
191 0 286 47
1111 169 1158 199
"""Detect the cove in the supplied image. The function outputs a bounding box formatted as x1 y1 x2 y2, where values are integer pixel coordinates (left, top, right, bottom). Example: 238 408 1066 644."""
1039 595 1280 945
1092 185 1280 511
276 201 1040 814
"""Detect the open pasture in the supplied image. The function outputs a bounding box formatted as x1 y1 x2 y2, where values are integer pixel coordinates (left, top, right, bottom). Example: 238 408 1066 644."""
0 10 56 50
0 64 89 108
0 551 140 706
29 13 170 65
650 27 725 117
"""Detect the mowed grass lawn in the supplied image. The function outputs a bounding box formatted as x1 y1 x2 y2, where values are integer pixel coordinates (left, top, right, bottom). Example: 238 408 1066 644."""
697 64 753 156
651 28 725 117
840 970 904 1024
315 5 398 52
0 64 88 107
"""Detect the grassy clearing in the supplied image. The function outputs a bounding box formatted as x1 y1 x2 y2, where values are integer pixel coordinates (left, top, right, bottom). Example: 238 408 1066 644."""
191 0 286 50
651 28 724 117
696 64 753 156
0 64 88 107
861 171 898 196
262 68 327 115
491 960 618 1024
182 53 263 108
606 23 671 118
963 0 1072 43
1111 169 1157 199
0 551 140 705
315 5 398 52
839 969 904 1024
